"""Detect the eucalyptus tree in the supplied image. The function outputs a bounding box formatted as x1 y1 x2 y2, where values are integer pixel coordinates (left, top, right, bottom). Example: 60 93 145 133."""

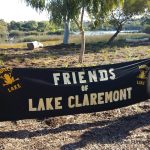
47 0 80 45
23 0 90 62
23 0 124 63
24 0 72 44
73 0 124 63
48 0 98 63
24 0 46 11
48 0 124 63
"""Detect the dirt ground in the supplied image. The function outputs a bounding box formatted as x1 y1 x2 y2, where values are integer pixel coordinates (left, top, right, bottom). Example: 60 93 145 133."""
0 42 150 150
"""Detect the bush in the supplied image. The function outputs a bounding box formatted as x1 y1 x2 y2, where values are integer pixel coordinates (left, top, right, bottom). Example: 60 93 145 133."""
47 31 63 35
143 25 150 34
0 37 7 43
18 35 51 42
9 30 25 37
0 31 7 38
24 31 40 36
17 35 62 43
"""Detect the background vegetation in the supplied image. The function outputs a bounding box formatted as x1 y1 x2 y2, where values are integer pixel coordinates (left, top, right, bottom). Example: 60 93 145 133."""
0 16 149 43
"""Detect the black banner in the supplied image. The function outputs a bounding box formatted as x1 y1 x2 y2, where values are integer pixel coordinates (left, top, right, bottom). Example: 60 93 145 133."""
0 58 150 121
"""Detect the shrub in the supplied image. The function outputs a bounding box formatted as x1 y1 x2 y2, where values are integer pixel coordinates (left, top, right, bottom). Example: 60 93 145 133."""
143 25 150 34
17 35 62 43
24 31 40 36
9 30 25 37
18 35 51 42
47 31 63 35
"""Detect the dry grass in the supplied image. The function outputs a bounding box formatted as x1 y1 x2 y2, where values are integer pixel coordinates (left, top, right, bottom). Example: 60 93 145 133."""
0 40 150 68
70 33 150 44
1 32 149 50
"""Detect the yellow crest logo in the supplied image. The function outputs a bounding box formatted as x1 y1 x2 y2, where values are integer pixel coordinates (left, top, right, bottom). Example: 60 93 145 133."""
0 68 22 93
0 73 19 86
137 65 149 85
137 65 147 80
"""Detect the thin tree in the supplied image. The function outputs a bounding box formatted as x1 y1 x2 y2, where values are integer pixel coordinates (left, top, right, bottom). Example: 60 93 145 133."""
47 0 72 44
107 0 150 44
23 0 124 63
24 0 71 44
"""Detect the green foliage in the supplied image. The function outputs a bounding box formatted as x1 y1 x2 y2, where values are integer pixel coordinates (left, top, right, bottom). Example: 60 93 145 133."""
9 30 25 37
21 21 38 31
9 30 45 37
123 21 142 30
23 0 125 63
47 0 81 25
143 25 150 34
110 0 149 25
0 19 8 37
24 0 46 11
47 31 63 35
18 35 49 42
37 21 47 32
144 18 150 25
37 21 57 32
21 0 125 36
106 0 150 43
17 35 61 42
24 31 40 36
8 21 22 31
141 14 150 34
8 21 58 32
70 21 78 31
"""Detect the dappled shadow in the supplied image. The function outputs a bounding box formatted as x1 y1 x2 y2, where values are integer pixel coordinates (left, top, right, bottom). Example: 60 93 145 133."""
0 40 150 63
0 48 28 51
0 42 119 63
108 40 150 48
0 44 80 63
61 111 150 149
0 120 110 139
0 111 149 146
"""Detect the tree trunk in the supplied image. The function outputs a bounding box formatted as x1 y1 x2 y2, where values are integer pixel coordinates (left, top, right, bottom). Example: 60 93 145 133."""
108 25 122 44
79 30 85 63
63 20 70 44
78 0 85 63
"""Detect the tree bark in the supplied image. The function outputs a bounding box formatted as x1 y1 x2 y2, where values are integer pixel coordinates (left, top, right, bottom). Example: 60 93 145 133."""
63 20 70 44
79 30 85 63
108 25 122 44
78 0 85 63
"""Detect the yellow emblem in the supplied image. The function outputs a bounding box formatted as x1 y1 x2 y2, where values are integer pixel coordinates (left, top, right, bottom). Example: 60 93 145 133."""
0 68 21 93
137 65 148 80
137 65 149 86
0 73 19 86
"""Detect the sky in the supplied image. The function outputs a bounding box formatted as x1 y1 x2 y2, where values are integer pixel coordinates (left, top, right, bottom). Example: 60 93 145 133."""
0 0 49 22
